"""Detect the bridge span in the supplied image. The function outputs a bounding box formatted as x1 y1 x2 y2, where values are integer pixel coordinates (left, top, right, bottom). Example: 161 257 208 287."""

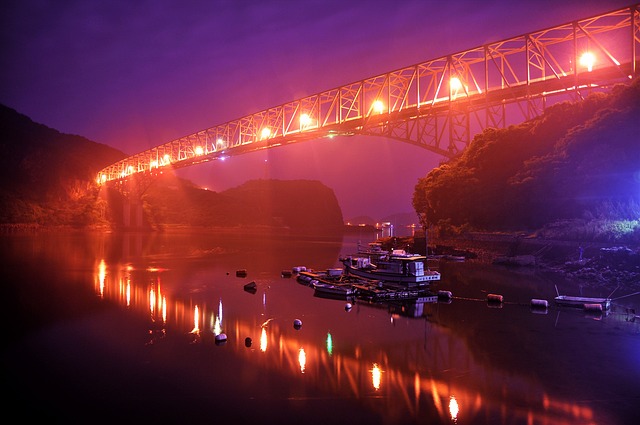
97 4 639 186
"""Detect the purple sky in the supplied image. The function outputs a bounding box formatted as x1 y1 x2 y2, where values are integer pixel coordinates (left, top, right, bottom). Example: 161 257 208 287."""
1 0 631 220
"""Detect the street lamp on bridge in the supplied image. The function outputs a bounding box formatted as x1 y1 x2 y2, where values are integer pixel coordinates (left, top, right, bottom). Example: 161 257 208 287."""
579 51 596 72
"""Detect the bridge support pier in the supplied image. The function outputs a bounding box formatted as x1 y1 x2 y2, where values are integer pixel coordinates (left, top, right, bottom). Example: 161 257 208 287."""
123 201 144 229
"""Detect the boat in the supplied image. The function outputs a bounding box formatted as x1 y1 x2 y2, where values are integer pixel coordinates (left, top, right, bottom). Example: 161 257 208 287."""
312 281 357 299
553 285 612 310
342 248 440 287
554 295 611 310
296 269 359 299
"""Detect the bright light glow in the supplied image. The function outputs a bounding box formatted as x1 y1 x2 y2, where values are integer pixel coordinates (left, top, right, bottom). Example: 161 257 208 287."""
450 77 463 92
298 348 306 373
300 113 312 127
580 52 596 72
213 315 221 336
260 327 268 352
150 160 158 169
195 146 204 155
216 138 227 150
449 395 459 421
127 165 134 174
191 305 200 334
371 363 381 390
126 281 130 306
261 127 271 139
97 259 106 297
100 174 107 183
161 296 166 323
372 100 385 114
163 154 170 163
149 288 156 315
326 332 333 356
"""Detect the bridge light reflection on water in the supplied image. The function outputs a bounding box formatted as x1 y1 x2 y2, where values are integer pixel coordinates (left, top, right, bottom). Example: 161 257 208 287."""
90 252 626 424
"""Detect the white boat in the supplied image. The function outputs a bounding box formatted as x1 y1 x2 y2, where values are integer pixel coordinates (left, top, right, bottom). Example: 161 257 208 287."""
342 248 440 287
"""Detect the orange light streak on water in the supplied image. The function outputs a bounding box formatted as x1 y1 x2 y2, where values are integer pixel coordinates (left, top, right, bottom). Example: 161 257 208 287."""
298 348 306 373
371 363 381 390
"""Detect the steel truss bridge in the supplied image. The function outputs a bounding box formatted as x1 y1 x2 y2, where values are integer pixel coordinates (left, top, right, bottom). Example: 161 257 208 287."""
97 4 639 186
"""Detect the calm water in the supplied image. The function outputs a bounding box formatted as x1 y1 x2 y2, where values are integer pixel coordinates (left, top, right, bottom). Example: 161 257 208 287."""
3 230 640 424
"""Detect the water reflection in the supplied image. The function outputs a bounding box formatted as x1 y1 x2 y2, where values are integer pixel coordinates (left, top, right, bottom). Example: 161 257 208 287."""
90 250 617 425
6 231 636 425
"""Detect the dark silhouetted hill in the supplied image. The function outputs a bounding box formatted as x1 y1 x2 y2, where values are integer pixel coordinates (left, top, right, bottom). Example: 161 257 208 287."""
0 104 125 225
142 175 343 232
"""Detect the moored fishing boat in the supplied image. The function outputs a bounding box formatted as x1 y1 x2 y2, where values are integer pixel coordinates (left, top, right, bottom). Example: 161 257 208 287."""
342 249 440 287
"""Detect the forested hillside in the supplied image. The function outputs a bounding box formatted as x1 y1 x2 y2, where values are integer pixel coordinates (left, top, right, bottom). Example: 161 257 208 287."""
413 79 640 243
141 176 344 231
0 104 343 231
0 104 124 225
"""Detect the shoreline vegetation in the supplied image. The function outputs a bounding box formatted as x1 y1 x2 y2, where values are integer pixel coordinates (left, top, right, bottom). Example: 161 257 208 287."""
378 231 640 292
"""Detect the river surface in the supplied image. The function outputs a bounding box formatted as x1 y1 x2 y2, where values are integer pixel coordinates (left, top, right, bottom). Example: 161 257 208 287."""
3 230 640 424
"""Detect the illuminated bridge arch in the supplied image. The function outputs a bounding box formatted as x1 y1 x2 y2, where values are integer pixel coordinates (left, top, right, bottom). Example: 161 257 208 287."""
98 4 639 185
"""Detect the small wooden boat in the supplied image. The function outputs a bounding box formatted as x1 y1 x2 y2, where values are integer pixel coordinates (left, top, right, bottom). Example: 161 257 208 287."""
312 281 356 299
553 285 612 310
554 295 611 310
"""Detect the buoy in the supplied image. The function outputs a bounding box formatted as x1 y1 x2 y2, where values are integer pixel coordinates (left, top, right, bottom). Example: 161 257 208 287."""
245 337 252 347
281 270 292 278
293 319 302 329
437 290 453 299
215 333 228 345
487 293 503 303
345 302 353 311
236 269 247 277
530 298 549 309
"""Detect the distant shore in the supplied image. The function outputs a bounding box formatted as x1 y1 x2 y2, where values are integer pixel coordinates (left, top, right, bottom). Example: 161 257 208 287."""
384 232 640 292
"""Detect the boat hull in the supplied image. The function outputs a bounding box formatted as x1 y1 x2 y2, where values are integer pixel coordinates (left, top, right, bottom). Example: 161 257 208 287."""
554 295 611 310
343 264 440 285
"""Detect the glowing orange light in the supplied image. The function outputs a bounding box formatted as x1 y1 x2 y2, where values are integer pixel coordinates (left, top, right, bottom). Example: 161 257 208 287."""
161 296 166 323
260 127 271 139
371 363 381 390
450 77 462 92
195 146 204 155
372 100 385 114
149 288 156 315
579 52 596 72
298 348 306 373
449 395 459 421
260 327 268 352
97 259 106 297
300 113 312 127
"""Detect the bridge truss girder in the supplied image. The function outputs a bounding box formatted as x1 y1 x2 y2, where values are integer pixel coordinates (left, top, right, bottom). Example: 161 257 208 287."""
97 4 639 185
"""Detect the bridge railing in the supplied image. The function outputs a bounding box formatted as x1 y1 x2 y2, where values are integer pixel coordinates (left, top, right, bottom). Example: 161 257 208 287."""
97 3 639 185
